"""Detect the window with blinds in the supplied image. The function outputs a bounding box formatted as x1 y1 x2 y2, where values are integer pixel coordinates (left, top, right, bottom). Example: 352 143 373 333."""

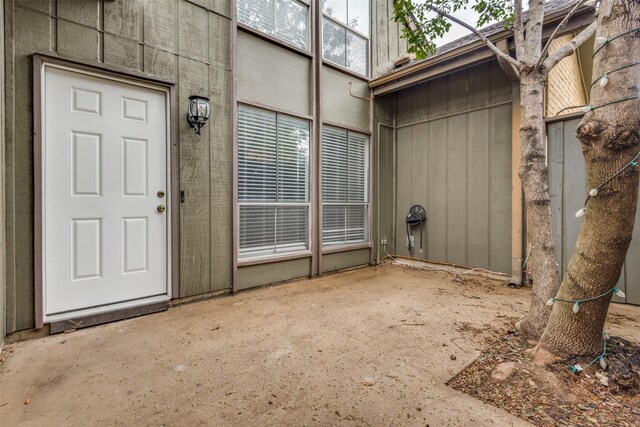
238 105 310 258
237 0 310 50
322 126 369 247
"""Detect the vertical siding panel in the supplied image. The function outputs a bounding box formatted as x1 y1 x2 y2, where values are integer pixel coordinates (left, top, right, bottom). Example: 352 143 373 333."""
375 0 388 73
562 119 585 275
446 70 466 114
209 11 231 70
396 127 412 255
178 1 208 63
178 56 211 297
144 0 176 53
549 117 639 304
387 1 399 63
426 120 447 262
548 122 565 273
489 104 512 273
411 83 428 123
57 20 101 61
11 7 52 330
15 0 50 13
489 61 511 103
209 0 231 18
467 63 490 109
144 46 177 80
57 1 100 28
383 126 396 252
209 63 232 292
467 110 490 268
396 89 412 126
626 194 640 304
410 123 428 258
446 115 467 265
104 0 140 40
104 34 139 71
427 78 446 118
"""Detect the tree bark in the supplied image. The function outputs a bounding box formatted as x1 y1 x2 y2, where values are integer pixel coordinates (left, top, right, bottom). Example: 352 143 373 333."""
539 0 640 356
516 71 562 338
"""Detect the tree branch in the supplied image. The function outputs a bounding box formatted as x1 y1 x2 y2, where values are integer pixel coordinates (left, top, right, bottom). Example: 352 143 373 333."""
497 39 520 82
513 0 525 59
425 4 523 70
543 21 597 70
534 0 589 69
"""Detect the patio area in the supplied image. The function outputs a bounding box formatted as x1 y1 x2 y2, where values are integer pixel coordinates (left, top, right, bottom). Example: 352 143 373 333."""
2 264 639 426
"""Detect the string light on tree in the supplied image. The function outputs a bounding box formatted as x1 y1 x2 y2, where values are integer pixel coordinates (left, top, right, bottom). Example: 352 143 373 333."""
574 151 640 219
599 73 609 87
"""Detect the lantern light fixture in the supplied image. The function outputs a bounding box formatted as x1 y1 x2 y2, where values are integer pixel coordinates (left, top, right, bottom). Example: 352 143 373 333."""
187 95 210 135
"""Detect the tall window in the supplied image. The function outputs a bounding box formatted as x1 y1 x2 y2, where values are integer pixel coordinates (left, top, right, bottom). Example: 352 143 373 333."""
237 0 310 50
238 105 310 258
322 0 370 75
322 126 369 246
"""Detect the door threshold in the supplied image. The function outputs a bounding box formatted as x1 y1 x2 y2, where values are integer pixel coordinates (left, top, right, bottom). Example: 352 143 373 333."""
47 296 170 333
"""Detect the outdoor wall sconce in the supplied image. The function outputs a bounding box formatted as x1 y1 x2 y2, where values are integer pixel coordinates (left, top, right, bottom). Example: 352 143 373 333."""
187 95 210 135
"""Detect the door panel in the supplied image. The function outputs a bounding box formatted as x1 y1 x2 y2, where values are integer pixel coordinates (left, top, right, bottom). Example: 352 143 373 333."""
44 66 169 317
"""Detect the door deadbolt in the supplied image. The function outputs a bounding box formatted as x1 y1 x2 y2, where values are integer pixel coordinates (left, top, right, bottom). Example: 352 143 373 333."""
157 205 166 213
157 191 165 198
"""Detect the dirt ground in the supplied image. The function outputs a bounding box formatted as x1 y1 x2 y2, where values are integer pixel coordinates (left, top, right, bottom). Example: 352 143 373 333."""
1 263 639 426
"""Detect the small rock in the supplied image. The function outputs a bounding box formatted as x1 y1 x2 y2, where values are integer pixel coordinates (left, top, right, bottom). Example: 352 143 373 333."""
450 355 457 361
361 377 375 386
595 372 609 387
491 362 518 382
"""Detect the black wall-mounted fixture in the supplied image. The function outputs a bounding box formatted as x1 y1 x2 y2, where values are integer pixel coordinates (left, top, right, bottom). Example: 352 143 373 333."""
187 95 211 135
406 205 427 253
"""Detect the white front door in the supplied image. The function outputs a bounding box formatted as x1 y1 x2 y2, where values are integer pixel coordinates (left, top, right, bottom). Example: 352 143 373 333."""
43 66 170 320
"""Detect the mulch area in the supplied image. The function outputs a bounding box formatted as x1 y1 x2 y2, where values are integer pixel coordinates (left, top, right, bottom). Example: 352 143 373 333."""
448 328 640 426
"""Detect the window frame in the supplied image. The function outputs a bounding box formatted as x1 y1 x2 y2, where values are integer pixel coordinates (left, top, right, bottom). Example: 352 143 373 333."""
237 104 313 261
321 125 371 249
321 0 371 77
236 0 312 53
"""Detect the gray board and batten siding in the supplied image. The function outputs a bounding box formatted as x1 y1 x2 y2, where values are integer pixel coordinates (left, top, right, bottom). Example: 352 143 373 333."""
4 0 233 333
548 118 640 305
376 61 513 273
3 0 408 334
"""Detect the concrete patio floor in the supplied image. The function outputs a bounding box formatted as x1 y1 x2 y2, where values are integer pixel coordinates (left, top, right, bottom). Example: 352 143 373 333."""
2 264 639 426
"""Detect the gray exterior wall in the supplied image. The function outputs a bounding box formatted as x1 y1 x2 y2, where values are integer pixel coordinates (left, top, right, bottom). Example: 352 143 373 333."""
371 0 409 77
3 0 403 334
4 0 233 333
549 117 640 305
376 61 513 273
234 0 405 290
1 0 5 343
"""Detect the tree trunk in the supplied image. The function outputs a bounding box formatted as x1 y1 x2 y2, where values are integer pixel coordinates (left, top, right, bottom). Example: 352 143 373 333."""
539 0 640 356
516 71 562 338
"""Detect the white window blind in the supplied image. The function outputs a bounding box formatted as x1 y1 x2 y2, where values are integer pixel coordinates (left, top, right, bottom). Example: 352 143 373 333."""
322 126 369 247
237 0 309 50
238 105 310 258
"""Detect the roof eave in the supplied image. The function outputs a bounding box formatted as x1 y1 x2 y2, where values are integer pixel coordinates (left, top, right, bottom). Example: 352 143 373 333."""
370 7 595 95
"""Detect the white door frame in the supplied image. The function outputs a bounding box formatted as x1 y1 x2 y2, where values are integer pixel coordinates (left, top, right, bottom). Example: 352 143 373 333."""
33 54 178 328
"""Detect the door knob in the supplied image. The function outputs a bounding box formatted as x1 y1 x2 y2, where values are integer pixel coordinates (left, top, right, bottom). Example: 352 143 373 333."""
157 205 166 213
